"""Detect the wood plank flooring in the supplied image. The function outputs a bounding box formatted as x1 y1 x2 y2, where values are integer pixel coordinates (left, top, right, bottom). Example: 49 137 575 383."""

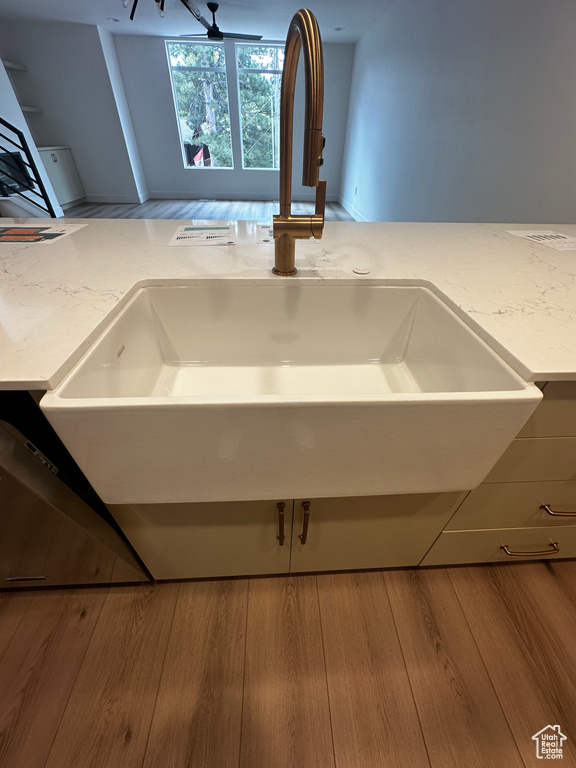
386 568 524 768
0 588 108 768
143 580 247 768
317 571 429 768
2 561 576 767
241 576 334 768
64 199 355 222
43 583 178 768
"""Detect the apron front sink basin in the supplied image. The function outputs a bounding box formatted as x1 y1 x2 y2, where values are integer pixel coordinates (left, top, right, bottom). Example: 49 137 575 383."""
41 280 541 504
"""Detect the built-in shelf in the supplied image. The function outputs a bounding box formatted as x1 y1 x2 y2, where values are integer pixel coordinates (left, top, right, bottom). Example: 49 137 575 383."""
3 59 41 114
2 59 27 72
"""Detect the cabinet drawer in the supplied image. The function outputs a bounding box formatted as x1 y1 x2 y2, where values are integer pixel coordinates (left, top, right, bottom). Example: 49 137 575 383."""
484 437 576 483
518 382 576 437
420 525 576 566
446 481 576 531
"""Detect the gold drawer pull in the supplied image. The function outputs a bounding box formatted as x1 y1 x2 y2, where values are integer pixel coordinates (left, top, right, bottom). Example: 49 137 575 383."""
501 542 560 557
299 501 311 545
541 504 576 518
276 502 285 546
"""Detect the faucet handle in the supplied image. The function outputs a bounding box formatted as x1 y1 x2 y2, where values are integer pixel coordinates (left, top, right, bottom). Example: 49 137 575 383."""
315 179 327 218
312 179 326 239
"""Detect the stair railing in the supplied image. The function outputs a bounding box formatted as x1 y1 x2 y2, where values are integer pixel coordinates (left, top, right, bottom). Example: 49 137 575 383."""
0 116 56 217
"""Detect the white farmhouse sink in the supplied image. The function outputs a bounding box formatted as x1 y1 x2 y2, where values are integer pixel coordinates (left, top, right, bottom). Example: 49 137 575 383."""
41 281 541 504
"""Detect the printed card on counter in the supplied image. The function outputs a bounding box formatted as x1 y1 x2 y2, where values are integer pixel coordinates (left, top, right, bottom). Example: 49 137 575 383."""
168 225 236 246
507 230 576 250
0 223 87 244
257 224 274 243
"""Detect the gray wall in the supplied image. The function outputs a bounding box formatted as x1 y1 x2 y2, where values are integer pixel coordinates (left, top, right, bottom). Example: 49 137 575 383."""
114 35 354 202
0 20 146 204
340 0 576 223
0 19 354 206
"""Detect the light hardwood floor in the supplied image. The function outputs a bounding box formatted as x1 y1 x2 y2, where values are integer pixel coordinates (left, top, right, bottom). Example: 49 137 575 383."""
1 562 576 768
65 199 355 221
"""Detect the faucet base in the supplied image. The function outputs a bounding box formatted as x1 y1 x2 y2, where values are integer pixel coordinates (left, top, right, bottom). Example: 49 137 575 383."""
272 228 297 275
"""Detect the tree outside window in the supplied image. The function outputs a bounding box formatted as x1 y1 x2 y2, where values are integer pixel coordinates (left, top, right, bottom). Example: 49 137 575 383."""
237 45 284 169
167 43 233 168
166 41 284 170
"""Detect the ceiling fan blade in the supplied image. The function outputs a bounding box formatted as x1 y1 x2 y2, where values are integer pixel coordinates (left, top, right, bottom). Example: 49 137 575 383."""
221 31 263 40
178 0 213 31
179 32 209 37
177 2 263 42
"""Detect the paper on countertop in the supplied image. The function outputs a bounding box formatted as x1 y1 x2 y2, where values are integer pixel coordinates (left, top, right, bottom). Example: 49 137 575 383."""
257 224 274 243
507 230 576 250
168 225 236 246
0 223 87 244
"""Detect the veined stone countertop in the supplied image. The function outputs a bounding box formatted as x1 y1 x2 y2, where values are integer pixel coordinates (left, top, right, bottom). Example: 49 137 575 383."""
1 217 575 389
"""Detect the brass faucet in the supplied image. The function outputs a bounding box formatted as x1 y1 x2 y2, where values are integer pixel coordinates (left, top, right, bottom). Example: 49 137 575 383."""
272 9 326 276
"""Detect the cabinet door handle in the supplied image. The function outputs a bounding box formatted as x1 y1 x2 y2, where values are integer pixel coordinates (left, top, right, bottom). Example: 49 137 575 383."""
51 153 58 162
276 502 285 546
501 542 560 557
299 501 311 545
541 504 576 518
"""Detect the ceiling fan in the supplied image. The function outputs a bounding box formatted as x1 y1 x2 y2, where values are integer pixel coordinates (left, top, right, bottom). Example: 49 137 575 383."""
178 0 263 40
124 0 262 40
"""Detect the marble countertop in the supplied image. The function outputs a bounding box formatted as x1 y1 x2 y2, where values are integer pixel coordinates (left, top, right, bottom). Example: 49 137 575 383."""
1 217 575 389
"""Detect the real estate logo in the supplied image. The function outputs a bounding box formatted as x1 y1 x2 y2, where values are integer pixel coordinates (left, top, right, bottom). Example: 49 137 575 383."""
532 725 567 759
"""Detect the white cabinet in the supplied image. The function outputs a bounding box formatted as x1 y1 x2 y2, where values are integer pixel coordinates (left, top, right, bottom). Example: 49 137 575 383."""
38 147 84 207
109 499 293 580
290 494 465 573
109 382 576 577
420 526 576 566
422 382 576 566
110 492 465 580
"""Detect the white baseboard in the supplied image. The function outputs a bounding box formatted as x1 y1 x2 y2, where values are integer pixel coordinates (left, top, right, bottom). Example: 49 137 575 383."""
83 194 147 204
147 191 339 203
61 197 86 210
82 191 343 205
338 195 367 222
147 191 276 201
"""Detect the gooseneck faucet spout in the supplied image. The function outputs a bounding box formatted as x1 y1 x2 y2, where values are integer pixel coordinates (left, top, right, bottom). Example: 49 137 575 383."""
272 9 326 276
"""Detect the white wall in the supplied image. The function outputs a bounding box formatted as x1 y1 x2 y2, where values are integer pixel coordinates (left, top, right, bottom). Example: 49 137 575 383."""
0 58 62 216
0 20 145 204
98 28 147 202
340 0 576 223
114 35 354 201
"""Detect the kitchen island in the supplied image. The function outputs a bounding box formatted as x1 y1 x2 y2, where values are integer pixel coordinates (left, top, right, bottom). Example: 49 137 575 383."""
1 218 576 389
2 217 576 577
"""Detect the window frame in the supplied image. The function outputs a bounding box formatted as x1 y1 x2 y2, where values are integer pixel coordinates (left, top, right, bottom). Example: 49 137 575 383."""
165 41 235 170
166 39 284 172
235 43 284 171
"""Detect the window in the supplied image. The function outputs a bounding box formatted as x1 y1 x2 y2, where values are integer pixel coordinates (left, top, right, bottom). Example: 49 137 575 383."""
237 45 284 169
166 41 284 171
166 43 233 168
